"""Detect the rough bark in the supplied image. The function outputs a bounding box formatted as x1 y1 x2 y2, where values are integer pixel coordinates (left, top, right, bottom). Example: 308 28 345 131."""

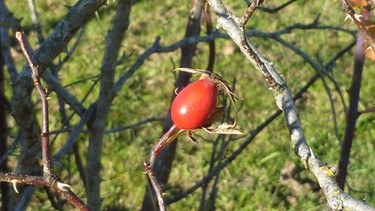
0 31 9 211
85 0 132 210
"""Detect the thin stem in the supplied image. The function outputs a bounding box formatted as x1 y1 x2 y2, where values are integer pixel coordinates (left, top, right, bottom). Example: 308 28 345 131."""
143 162 166 211
13 30 89 211
336 9 367 189
239 0 261 27
15 31 52 176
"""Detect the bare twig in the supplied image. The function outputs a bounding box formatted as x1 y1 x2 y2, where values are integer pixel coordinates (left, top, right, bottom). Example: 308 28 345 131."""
15 31 52 176
257 0 296 13
270 34 354 144
7 6 107 209
0 0 19 83
358 107 375 115
27 0 44 44
203 3 215 72
113 18 355 95
52 104 96 161
13 31 89 210
336 8 368 190
239 0 262 27
143 161 166 211
105 117 164 133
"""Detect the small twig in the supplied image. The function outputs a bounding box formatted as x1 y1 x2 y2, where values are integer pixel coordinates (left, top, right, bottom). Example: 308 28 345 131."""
358 107 375 116
143 161 166 211
105 117 165 133
0 1 20 83
336 9 367 189
0 138 18 167
13 31 89 210
27 0 44 44
52 104 96 161
239 0 262 27
257 0 296 13
15 31 52 176
203 4 215 72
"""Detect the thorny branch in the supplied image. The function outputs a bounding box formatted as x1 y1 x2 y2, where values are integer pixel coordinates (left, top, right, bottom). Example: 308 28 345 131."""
0 31 90 210
341 0 375 52
15 31 52 176
208 0 374 210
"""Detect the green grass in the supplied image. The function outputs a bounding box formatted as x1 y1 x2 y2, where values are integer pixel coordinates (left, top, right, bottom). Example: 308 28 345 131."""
3 0 375 210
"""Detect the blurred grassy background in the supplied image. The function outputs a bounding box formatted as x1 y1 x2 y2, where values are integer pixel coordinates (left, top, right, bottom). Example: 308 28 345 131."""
4 0 375 210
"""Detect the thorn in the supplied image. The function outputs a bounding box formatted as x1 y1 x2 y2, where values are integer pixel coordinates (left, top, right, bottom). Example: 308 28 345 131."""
345 13 362 22
354 14 363 21
57 182 72 192
344 14 352 21
309 147 316 159
11 180 19 193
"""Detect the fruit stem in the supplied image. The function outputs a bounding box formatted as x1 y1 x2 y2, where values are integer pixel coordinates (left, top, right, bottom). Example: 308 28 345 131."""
150 124 184 167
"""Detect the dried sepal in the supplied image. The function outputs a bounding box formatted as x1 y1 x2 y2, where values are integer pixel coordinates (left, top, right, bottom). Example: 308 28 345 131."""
173 67 212 78
201 107 225 128
187 131 198 143
202 122 243 134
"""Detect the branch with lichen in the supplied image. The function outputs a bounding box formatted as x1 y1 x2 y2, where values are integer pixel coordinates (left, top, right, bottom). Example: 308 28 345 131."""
207 0 374 210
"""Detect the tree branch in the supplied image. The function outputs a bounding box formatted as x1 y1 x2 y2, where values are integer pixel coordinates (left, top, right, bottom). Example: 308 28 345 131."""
336 8 368 190
12 30 90 210
207 0 375 210
86 0 132 209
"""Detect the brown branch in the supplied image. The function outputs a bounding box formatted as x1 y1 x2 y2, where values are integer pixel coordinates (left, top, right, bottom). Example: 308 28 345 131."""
239 0 262 27
204 3 215 71
358 107 375 115
257 0 296 13
0 171 88 210
143 162 166 211
341 0 375 52
16 31 52 176
336 8 368 190
7 0 106 208
13 31 89 210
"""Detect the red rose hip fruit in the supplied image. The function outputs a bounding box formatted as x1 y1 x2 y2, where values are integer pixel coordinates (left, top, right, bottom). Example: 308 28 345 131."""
171 78 217 130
